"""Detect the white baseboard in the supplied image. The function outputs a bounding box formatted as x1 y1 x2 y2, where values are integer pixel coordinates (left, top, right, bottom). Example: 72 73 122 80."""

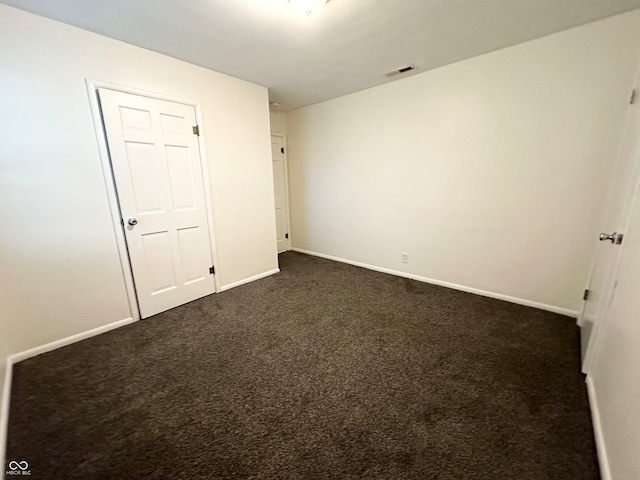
0 316 137 471
586 376 611 480
218 268 280 292
9 317 137 364
291 248 578 318
0 357 13 476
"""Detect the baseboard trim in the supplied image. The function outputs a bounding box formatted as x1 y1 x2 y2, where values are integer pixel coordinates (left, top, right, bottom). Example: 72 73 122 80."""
10 317 137 364
0 357 13 475
291 248 578 318
218 269 280 292
586 376 611 480
1 316 137 470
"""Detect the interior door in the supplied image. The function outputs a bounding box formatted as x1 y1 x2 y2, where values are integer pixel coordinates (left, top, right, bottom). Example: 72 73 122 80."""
271 135 290 253
99 89 215 318
588 174 640 478
581 87 640 370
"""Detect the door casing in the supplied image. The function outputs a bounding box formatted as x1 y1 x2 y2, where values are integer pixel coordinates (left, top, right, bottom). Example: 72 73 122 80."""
86 79 220 321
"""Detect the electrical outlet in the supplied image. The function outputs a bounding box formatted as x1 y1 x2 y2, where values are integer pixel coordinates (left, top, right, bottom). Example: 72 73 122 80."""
401 252 409 264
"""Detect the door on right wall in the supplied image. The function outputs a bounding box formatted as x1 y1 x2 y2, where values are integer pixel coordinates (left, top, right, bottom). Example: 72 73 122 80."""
588 171 640 479
581 87 640 370
271 135 290 253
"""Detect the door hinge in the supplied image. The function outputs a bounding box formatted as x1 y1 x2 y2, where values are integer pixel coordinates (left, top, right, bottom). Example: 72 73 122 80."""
209 266 215 275
285 233 289 239
281 147 284 154
193 125 200 136
631 89 637 105
583 289 590 301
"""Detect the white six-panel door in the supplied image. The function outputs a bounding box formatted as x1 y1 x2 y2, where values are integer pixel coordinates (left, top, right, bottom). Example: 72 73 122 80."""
99 89 215 318
271 135 290 253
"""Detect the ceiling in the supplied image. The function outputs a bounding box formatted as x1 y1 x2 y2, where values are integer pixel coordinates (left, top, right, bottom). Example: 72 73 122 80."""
3 0 640 111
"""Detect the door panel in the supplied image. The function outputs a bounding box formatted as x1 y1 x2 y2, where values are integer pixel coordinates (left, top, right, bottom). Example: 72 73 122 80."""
271 135 290 253
119 106 153 133
590 175 640 479
99 89 215 318
177 227 208 285
581 91 640 370
126 142 165 213
142 231 177 295
166 146 197 209
160 113 187 135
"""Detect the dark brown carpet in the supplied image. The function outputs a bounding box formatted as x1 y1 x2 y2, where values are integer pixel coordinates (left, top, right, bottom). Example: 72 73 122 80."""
6 252 599 479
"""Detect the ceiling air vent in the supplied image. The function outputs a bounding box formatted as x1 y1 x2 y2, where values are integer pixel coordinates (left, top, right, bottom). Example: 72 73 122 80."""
386 65 415 77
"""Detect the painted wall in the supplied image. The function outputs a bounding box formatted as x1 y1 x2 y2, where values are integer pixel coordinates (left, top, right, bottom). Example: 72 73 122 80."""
270 111 287 135
0 4 277 358
286 10 640 314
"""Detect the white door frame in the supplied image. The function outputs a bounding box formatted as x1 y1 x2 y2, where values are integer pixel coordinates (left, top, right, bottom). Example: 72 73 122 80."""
85 79 220 320
272 132 293 251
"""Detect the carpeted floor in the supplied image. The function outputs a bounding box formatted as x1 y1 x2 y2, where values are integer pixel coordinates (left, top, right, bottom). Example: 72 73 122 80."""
6 252 599 479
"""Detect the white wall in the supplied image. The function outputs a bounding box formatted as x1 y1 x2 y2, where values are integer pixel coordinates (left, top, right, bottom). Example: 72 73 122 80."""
270 111 287 135
0 5 277 355
286 10 640 313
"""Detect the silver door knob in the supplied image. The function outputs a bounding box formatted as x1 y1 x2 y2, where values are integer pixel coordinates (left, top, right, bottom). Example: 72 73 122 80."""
599 232 616 243
128 218 138 226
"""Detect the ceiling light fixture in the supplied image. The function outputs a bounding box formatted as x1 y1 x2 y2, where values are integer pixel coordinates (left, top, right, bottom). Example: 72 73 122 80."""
288 0 328 16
